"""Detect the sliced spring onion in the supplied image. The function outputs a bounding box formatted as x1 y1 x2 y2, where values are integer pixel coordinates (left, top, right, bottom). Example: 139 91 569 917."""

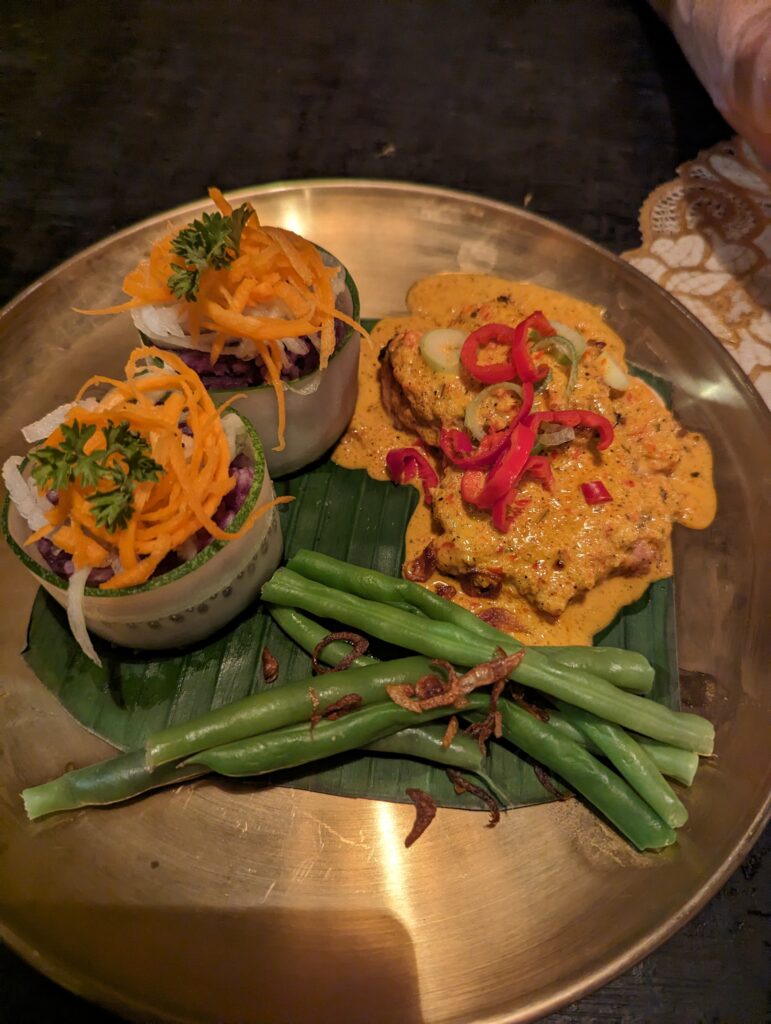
532 335 579 398
537 425 575 447
419 328 466 374
464 381 522 441
598 352 630 391
549 320 587 357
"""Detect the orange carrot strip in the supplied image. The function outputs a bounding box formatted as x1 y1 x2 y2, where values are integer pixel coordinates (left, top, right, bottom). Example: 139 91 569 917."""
24 522 53 545
101 536 171 590
208 187 233 215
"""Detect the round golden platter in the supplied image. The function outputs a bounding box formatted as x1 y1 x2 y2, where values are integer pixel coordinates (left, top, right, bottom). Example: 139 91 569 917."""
0 181 768 1023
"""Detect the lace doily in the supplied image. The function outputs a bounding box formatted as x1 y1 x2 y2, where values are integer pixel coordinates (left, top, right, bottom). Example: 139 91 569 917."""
624 137 771 406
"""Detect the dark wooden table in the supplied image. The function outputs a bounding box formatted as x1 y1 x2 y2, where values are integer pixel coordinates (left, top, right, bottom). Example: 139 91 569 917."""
1 1 768 1020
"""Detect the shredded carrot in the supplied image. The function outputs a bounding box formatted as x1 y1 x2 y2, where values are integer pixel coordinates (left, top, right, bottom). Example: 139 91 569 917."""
29 345 292 591
24 522 53 545
208 186 233 216
79 188 368 449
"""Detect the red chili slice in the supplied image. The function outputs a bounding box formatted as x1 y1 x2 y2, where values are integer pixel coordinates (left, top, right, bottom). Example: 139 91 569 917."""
469 423 537 510
510 312 554 384
439 426 511 469
527 409 614 450
581 480 613 504
523 454 554 491
440 382 535 469
386 447 439 504
460 323 520 384
460 315 553 385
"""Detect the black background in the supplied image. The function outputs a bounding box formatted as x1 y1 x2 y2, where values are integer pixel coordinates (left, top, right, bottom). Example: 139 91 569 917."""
1 1 768 1021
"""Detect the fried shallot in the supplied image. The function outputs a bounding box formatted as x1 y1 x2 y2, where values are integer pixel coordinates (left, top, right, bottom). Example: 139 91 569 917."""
261 647 280 685
311 631 370 675
447 770 501 827
404 788 438 847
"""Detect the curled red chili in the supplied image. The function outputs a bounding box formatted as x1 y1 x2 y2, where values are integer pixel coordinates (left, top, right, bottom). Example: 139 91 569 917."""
460 323 520 384
528 409 614 450
439 382 534 469
460 315 553 385
439 426 511 469
510 312 554 383
581 480 613 505
386 447 439 504
466 423 537 510
523 454 554 491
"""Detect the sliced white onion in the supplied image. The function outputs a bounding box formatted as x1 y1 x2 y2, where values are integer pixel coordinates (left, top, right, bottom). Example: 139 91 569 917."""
599 353 630 391
2 457 50 530
131 303 190 340
67 567 102 667
221 412 240 461
330 265 345 298
420 328 466 374
21 402 77 443
285 372 322 398
549 321 587 358
464 382 523 441
283 336 310 356
537 426 575 447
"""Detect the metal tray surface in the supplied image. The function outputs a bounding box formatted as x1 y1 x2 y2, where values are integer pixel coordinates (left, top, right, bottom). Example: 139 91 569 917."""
0 180 768 1024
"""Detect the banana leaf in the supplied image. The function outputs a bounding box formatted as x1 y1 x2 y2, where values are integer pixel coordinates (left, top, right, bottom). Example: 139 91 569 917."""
22 362 677 811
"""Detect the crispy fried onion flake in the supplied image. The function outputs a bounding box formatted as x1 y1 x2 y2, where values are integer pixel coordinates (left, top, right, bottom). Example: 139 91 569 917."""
533 764 572 801
386 650 523 716
465 678 505 752
447 769 501 828
441 714 459 748
404 788 438 847
311 631 370 674
309 687 363 730
261 646 280 685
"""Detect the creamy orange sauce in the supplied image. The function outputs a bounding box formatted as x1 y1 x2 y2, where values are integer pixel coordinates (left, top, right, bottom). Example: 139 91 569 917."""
334 273 715 646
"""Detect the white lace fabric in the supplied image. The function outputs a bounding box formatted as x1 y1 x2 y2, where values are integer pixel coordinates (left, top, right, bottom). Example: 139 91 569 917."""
624 137 771 406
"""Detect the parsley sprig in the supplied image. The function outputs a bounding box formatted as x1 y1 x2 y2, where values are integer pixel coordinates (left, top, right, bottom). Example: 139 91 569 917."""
30 420 163 533
167 202 254 301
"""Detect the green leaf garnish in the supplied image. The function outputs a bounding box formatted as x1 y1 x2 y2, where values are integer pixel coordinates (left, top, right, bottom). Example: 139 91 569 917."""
29 419 163 533
167 202 254 301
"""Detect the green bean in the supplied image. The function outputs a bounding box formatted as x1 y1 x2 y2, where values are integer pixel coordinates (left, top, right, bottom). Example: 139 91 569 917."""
262 568 715 755
533 646 654 694
545 711 699 787
269 605 376 668
186 696 489 777
367 723 510 806
22 750 205 821
553 701 688 828
287 549 654 693
145 656 435 768
22 722 490 822
628 736 699 788
496 699 676 851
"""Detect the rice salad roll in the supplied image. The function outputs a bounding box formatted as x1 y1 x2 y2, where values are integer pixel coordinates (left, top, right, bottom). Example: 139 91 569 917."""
83 188 365 476
2 347 288 659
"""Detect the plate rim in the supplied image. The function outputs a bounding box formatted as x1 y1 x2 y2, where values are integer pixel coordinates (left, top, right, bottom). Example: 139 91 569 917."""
3 177 769 432
1 177 769 1023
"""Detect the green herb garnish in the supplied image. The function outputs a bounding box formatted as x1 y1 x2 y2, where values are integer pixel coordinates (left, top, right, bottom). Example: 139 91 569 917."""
167 202 254 301
29 420 163 532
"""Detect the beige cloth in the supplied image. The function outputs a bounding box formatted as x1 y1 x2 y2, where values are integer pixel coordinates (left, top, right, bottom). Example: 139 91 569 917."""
652 0 771 167
624 137 771 406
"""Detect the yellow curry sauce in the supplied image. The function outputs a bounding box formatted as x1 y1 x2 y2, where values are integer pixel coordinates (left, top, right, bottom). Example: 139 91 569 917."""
334 274 715 645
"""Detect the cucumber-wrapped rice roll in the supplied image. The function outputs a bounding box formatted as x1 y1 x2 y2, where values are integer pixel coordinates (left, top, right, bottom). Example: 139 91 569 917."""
2 346 287 658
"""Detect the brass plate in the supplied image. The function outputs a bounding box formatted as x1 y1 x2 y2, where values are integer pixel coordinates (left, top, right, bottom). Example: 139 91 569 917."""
0 181 768 1023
